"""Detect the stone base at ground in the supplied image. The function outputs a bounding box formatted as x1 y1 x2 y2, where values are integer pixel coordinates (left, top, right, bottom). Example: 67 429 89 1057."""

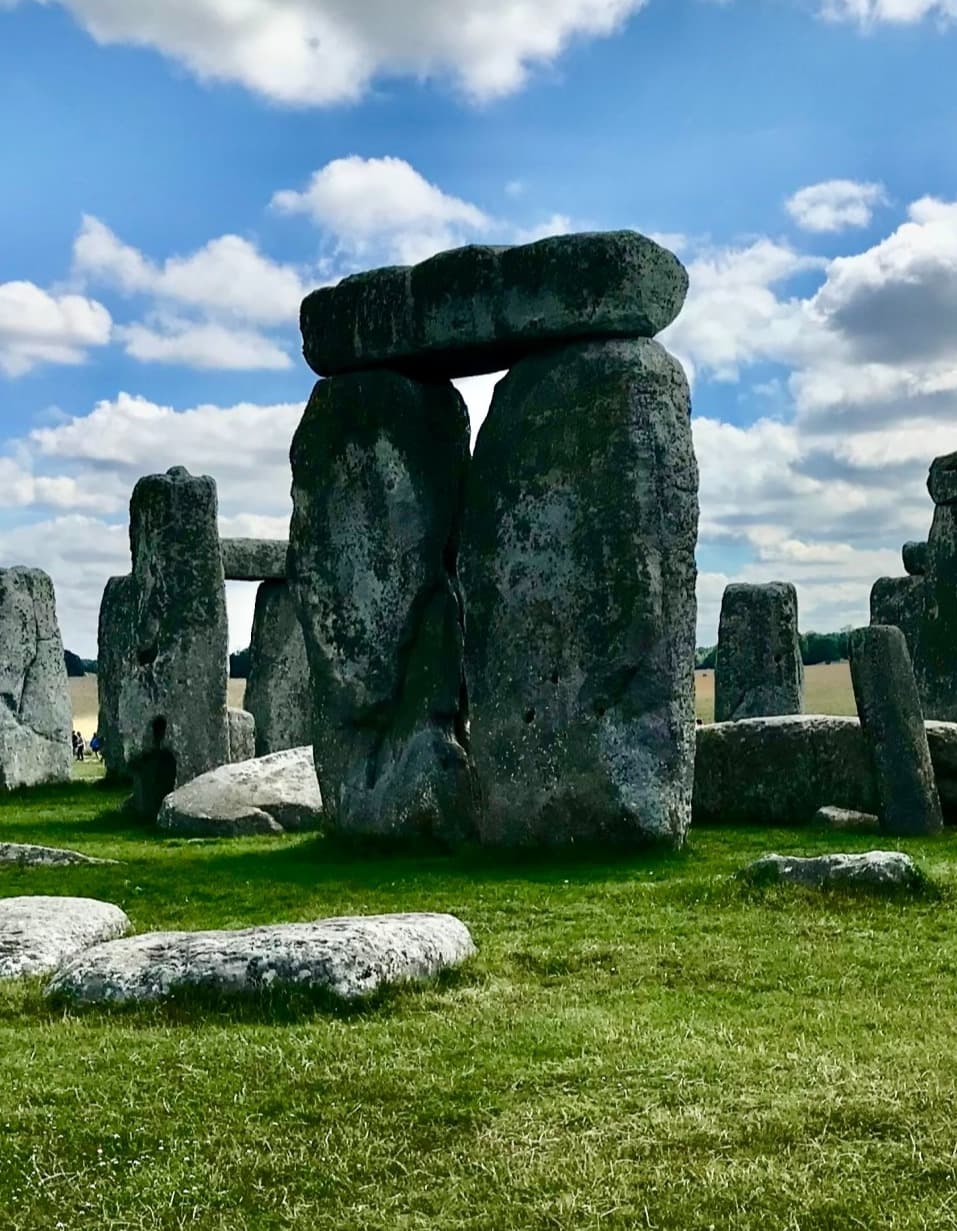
47 912 476 1004
0 896 131 979
0 843 116 866
740 851 921 891
156 746 322 836
694 715 957 826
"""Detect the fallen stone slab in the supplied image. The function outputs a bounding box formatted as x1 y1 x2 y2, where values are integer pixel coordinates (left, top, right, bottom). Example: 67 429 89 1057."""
740 851 922 891
47 912 476 1004
300 231 689 380
0 896 131 979
813 806 879 832
156 746 322 837
0 842 116 867
221 538 287 582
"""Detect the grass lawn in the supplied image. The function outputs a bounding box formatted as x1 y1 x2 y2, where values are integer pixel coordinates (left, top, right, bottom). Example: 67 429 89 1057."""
3 780 957 1229
695 661 856 723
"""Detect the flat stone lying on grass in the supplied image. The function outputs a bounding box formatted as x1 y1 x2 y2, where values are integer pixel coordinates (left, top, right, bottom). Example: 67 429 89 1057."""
156 746 322 837
47 912 476 1004
0 842 117 867
0 896 131 979
740 851 922 891
813 806 879 832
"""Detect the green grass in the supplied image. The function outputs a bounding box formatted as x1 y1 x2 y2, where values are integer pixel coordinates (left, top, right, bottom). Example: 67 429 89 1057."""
3 782 957 1229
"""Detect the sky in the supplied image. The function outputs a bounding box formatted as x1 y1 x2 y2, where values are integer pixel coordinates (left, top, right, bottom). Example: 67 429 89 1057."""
1 0 956 657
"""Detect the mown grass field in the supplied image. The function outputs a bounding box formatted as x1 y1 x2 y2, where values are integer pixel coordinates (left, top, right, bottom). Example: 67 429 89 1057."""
3 775 957 1229
695 661 855 723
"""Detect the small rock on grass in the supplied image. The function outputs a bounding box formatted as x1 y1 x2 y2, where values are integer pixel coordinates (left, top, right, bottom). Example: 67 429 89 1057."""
813 806 879 832
0 842 117 867
740 851 923 891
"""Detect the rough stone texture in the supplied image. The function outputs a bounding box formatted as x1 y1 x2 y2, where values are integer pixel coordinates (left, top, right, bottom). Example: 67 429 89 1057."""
914 503 957 722
156 746 322 837
460 337 698 847
740 851 921 891
289 372 476 844
903 541 928 576
97 574 135 781
244 581 312 756
849 624 943 836
870 575 923 662
0 567 72 790
117 467 229 819
227 708 255 763
0 842 116 866
301 231 689 381
813 806 879 832
0 896 131 979
928 451 957 506
47 912 475 1004
693 714 957 826
714 582 804 723
221 538 287 582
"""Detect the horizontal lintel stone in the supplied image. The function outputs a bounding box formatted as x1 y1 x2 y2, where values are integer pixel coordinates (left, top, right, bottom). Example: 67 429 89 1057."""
221 538 288 582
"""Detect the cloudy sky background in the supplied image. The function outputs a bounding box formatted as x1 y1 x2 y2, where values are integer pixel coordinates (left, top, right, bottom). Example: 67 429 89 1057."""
1 0 955 656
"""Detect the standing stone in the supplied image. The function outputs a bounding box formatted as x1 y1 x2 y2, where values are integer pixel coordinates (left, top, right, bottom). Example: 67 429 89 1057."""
460 336 698 847
288 372 475 844
244 580 312 756
227 708 256 763
96 574 135 781
915 500 957 722
0 568 72 790
870 574 924 663
849 624 942 836
714 582 804 723
117 467 229 818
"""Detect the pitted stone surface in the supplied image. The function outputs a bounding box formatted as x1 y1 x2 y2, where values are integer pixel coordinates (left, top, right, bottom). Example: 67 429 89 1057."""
740 851 921 891
870 575 923 661
301 231 688 380
714 582 803 723
0 896 131 979
0 843 116 867
245 581 312 756
156 746 322 836
0 567 72 790
289 372 476 844
47 912 475 1004
221 538 287 582
228 708 256 763
460 337 698 847
97 574 135 781
929 452 957 506
694 714 957 826
915 502 957 722
903 541 928 576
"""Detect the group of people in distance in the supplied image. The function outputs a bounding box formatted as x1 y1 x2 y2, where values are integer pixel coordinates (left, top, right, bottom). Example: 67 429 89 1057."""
72 730 103 762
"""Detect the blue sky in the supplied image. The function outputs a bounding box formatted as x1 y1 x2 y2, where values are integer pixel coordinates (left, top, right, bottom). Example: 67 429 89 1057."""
1 0 955 655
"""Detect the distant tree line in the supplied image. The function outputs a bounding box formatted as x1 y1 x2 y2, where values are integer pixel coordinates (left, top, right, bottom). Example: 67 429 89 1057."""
229 647 251 679
696 628 852 671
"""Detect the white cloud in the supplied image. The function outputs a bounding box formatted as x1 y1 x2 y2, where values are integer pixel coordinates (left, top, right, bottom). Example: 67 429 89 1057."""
117 317 293 370
820 0 957 23
785 179 887 233
8 0 649 106
0 280 111 376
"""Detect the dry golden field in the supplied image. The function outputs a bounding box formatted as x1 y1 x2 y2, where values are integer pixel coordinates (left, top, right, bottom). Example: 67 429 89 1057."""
69 676 247 741
695 660 856 723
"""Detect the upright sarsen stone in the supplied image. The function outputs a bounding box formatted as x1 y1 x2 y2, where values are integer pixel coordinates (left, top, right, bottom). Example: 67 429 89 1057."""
459 337 698 847
870 574 924 662
288 372 476 843
97 574 134 781
915 501 957 722
714 582 804 723
0 568 72 790
245 580 312 756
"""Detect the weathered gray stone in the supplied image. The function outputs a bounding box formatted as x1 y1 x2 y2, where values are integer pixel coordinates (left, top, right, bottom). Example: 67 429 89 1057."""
813 805 879 832
740 851 921 891
928 451 957 505
460 337 698 847
118 467 229 819
244 581 312 756
914 502 957 721
714 582 803 723
0 568 72 790
221 538 287 582
0 896 131 979
156 746 321 836
849 624 943 836
870 574 924 662
0 842 116 866
693 714 957 826
97 574 135 781
301 231 689 380
47 912 475 1004
903 541 928 576
227 708 255 763
289 373 475 844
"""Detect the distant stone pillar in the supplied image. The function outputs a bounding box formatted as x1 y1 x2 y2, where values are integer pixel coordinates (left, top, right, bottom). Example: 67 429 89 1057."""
849 624 942 836
870 575 923 663
714 582 803 723
96 574 135 782
288 373 475 844
244 580 312 756
913 454 957 722
227 708 256 763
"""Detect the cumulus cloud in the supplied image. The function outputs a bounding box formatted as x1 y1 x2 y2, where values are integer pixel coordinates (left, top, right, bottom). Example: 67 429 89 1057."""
820 0 957 23
785 179 887 232
0 280 111 376
117 318 293 370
